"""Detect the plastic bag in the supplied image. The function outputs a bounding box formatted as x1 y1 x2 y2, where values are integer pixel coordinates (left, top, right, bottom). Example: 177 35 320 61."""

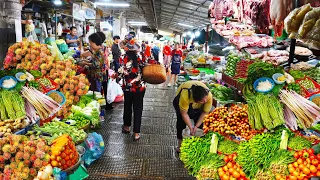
305 18 320 41
48 42 64 60
82 132 105 166
107 79 123 104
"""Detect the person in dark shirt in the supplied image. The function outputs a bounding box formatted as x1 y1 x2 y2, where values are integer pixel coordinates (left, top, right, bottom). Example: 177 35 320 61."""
111 36 121 72
141 40 146 53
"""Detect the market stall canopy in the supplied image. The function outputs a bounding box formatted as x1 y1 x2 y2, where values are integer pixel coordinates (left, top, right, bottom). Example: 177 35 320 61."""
92 0 211 32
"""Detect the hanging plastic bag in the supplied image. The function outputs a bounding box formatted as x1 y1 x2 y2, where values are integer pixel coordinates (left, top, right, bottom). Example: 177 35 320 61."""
82 132 105 166
107 79 123 104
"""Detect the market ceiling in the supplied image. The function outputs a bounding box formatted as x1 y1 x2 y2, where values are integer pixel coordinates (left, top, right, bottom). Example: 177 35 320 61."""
92 0 211 33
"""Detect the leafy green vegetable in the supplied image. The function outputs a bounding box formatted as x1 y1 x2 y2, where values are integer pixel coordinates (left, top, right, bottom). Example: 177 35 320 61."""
269 150 295 175
289 70 305 79
211 85 234 102
236 133 281 178
29 70 42 78
31 121 87 144
196 154 225 180
180 132 224 176
288 136 312 150
217 139 239 154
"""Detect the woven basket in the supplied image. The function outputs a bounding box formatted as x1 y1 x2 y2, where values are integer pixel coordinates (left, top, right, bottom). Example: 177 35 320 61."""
142 64 167 84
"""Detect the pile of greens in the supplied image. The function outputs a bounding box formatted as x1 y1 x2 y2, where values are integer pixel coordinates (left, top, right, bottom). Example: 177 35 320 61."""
247 94 285 130
289 70 305 79
217 139 239 155
236 132 283 178
30 121 87 144
211 85 234 102
303 67 320 83
288 135 312 150
180 132 224 176
243 62 283 97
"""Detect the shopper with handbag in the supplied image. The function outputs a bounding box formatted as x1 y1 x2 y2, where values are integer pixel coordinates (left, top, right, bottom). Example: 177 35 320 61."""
118 35 145 141
173 81 213 153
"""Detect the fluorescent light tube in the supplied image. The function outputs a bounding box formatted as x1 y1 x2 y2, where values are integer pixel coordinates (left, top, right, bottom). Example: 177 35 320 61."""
178 23 193 28
94 2 130 7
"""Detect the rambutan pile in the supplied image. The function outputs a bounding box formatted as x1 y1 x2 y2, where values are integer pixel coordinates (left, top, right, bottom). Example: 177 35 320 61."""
0 134 51 180
3 40 91 116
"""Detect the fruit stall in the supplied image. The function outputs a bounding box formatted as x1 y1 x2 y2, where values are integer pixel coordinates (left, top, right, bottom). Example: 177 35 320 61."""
178 3 320 180
0 39 105 179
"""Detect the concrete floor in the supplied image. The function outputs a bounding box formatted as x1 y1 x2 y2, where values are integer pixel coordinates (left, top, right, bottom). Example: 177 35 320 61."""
87 84 195 180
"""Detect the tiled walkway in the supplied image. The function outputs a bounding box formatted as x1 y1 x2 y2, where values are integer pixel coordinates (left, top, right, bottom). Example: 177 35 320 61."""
87 84 195 180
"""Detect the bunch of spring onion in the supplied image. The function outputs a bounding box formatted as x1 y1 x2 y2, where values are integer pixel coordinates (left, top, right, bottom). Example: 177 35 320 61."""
279 90 320 129
21 87 60 120
24 99 38 123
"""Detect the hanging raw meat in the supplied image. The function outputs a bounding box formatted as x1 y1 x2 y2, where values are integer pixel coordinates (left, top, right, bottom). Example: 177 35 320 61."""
208 0 235 20
270 0 293 37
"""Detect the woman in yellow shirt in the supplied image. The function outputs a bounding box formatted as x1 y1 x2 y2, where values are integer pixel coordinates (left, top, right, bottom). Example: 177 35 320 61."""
173 81 213 153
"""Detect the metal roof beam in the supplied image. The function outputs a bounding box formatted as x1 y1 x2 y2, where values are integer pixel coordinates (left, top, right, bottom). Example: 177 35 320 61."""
161 9 208 20
160 1 207 14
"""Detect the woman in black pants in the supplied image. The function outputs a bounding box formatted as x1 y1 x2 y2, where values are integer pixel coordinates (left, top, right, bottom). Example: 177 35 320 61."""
118 35 145 140
173 81 213 152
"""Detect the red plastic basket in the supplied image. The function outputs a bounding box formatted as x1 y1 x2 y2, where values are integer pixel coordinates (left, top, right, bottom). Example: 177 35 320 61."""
36 77 59 93
296 77 320 98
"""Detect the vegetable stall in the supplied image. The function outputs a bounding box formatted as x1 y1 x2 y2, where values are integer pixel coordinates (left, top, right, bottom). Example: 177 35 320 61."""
178 3 320 180
0 39 106 179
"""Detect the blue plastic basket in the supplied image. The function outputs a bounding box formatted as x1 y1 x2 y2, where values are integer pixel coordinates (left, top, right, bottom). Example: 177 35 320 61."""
309 94 320 101
253 77 275 93
15 72 27 82
272 73 286 85
47 90 66 105
0 76 17 90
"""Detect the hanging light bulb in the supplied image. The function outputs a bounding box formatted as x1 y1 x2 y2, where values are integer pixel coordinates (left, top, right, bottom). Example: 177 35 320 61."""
191 33 195 39
182 33 187 37
195 30 200 37
187 31 191 36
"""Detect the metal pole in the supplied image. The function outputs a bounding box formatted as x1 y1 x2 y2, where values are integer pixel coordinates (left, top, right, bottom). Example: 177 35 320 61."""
55 9 57 40
205 24 209 53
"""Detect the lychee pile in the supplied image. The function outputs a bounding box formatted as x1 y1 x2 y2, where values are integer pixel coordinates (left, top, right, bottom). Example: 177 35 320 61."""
50 134 79 170
3 40 90 117
0 134 51 180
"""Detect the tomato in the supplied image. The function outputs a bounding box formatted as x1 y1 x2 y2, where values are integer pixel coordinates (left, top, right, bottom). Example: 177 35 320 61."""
297 158 304 165
317 154 320 160
310 165 317 173
218 168 224 173
276 174 282 180
227 162 233 168
310 155 316 161
223 166 229 172
316 171 320 176
307 158 312 165
238 177 247 180
293 171 300 177
228 168 235 174
308 149 315 155
303 152 310 159
232 171 241 178
219 171 225 177
224 156 230 163
294 152 300 159
222 174 229 180
299 164 305 171
312 159 319 166
302 167 311 175
289 167 295 174
289 175 297 180
288 164 294 169
294 162 299 168
299 151 304 157
297 176 304 180
240 170 246 177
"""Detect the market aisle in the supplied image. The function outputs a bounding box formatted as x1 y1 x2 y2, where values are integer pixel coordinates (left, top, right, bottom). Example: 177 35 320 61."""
86 83 195 180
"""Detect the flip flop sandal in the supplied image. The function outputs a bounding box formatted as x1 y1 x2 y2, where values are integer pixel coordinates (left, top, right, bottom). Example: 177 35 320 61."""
122 125 130 134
